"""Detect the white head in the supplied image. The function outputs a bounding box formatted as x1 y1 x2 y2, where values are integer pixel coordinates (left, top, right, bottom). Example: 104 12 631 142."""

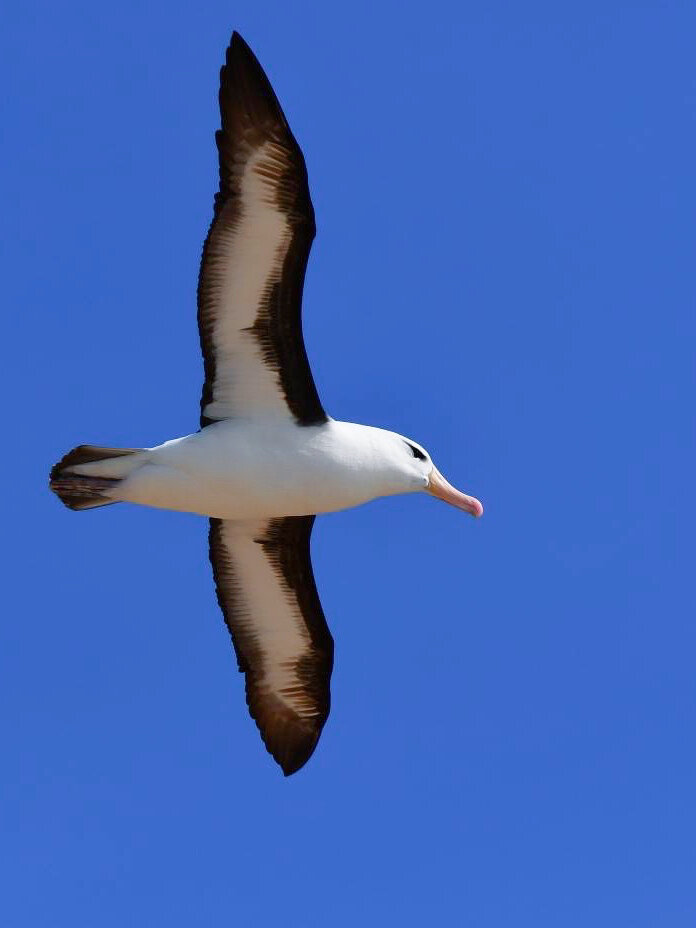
378 430 484 517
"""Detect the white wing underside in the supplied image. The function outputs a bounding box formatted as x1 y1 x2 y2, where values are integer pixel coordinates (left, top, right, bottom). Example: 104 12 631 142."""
202 143 295 423
220 518 321 718
209 515 332 774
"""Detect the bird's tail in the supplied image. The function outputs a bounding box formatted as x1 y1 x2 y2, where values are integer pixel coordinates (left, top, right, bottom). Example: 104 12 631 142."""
49 445 145 511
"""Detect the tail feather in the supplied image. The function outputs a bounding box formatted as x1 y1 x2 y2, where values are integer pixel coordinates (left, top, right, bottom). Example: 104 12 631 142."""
50 444 143 511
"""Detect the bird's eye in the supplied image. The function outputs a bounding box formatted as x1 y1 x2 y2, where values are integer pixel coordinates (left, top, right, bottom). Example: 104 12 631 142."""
404 441 427 461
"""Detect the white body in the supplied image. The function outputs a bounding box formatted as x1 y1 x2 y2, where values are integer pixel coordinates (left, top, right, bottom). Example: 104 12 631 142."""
72 420 428 520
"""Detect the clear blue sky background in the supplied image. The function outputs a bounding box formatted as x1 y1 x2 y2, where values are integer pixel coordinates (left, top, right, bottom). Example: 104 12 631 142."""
2 1 694 925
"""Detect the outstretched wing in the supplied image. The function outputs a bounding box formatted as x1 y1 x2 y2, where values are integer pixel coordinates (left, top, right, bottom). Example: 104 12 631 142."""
209 515 334 775
197 32 326 428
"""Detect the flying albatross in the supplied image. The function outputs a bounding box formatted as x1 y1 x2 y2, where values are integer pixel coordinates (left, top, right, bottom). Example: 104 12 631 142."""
50 32 483 776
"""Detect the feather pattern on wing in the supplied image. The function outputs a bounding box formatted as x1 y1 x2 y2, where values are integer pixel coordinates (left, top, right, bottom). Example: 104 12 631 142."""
197 33 326 427
209 515 333 775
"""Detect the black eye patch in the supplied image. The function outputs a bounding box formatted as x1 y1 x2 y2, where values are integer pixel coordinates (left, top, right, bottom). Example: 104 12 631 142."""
404 441 427 461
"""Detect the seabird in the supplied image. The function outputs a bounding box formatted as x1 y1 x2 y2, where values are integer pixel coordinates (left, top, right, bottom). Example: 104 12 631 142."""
50 32 483 776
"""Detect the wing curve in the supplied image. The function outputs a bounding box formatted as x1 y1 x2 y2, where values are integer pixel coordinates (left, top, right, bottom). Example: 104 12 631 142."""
209 515 333 775
197 32 326 428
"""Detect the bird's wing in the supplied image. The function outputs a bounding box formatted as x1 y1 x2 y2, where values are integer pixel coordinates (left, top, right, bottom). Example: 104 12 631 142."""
197 32 326 428
209 515 333 775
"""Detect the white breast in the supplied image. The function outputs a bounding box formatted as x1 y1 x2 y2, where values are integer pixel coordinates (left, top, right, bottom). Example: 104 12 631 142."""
116 420 417 520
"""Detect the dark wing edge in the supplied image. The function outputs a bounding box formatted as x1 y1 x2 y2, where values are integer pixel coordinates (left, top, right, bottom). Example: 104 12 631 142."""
197 32 326 429
209 515 334 776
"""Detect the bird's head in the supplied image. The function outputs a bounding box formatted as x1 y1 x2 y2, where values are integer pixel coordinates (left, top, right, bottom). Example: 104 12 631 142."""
395 435 483 517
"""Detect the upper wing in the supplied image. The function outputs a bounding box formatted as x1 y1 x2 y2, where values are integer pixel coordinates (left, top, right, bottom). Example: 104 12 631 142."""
209 515 334 775
197 32 326 428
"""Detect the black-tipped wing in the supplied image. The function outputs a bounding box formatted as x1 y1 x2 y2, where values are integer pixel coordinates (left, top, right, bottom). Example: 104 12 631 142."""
198 33 326 428
209 515 333 775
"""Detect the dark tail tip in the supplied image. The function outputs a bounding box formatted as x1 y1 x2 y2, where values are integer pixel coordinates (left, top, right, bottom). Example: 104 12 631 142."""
49 444 138 511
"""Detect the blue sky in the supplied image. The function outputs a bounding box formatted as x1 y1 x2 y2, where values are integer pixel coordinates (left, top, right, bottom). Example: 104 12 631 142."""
2 1 694 924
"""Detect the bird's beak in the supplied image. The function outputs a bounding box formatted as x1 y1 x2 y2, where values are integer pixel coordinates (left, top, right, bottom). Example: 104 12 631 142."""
427 467 483 517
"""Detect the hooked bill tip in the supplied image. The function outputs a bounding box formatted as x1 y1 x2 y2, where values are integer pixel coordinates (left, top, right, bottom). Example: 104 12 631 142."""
427 468 484 518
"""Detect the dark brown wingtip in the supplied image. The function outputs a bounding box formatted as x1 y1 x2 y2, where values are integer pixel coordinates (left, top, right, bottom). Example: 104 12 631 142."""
228 31 267 71
220 31 291 137
225 31 265 83
250 693 325 777
274 730 322 777
230 31 252 56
